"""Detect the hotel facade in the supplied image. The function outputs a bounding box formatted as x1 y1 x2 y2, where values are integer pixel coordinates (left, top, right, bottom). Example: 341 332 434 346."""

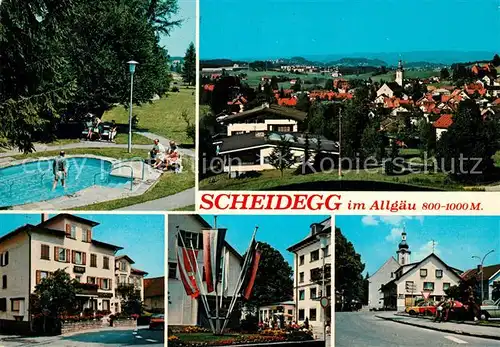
0 214 147 331
287 218 332 329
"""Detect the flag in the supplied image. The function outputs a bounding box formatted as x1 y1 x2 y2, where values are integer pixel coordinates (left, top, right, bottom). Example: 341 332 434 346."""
177 246 199 298
220 248 230 299
243 247 261 300
203 229 227 293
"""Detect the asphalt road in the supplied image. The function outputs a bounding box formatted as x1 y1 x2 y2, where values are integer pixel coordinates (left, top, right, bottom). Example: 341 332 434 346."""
0 327 163 346
335 312 500 347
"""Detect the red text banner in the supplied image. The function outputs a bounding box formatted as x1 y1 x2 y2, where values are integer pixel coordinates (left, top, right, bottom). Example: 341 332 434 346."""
198 191 496 214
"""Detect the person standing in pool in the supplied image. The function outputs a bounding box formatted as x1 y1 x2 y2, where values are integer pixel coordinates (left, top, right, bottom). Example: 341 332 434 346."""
52 151 67 190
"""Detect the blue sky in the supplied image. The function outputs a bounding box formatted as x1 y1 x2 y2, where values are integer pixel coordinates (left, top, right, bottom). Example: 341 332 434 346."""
160 0 195 57
336 216 500 276
0 214 165 278
201 214 330 266
200 0 500 59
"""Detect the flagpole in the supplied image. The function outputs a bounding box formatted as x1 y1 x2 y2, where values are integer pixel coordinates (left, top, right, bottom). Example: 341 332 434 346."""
221 227 259 332
177 230 215 333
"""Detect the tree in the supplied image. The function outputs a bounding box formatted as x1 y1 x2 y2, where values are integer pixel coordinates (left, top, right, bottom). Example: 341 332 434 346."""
296 93 311 113
34 269 77 316
362 273 370 305
268 135 294 177
341 87 370 160
291 78 302 92
418 119 436 157
436 99 499 180
440 67 450 80
182 42 196 86
0 0 175 152
270 76 279 90
360 122 385 161
243 242 293 309
117 284 143 315
146 0 182 37
493 54 500 67
335 227 365 307
324 79 334 90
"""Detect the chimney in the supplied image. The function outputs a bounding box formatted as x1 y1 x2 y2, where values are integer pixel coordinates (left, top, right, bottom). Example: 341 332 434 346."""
41 213 49 223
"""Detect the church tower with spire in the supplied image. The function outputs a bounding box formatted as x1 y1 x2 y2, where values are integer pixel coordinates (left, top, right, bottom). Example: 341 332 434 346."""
395 59 404 86
396 228 411 265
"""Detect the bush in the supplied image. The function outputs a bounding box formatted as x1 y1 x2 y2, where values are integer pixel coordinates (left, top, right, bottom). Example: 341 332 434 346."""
240 314 258 333
171 86 180 92
132 115 139 128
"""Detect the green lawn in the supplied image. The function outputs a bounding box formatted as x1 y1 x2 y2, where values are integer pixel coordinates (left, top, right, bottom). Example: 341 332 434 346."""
12 147 149 161
200 167 466 191
114 132 152 145
344 69 439 83
38 138 82 146
102 87 195 145
11 147 195 210
172 204 195 211
74 156 195 210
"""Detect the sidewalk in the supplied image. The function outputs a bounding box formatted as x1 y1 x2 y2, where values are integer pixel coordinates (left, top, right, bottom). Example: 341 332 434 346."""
376 312 500 340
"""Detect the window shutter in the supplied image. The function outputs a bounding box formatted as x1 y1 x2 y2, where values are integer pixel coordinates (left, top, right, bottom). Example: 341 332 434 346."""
65 224 71 236
36 271 41 285
72 250 76 264
87 230 91 242
4 252 8 266
109 278 112 290
82 252 86 265
66 249 71 263
54 247 59 261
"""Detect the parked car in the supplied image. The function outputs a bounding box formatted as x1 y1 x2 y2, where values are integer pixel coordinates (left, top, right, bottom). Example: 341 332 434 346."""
149 314 165 330
418 301 436 315
405 301 432 315
480 298 500 320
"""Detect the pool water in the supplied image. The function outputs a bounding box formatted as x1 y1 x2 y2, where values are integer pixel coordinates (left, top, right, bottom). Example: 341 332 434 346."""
0 157 132 207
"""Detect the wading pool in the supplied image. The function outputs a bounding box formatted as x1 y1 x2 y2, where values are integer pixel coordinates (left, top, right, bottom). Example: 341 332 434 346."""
0 157 132 207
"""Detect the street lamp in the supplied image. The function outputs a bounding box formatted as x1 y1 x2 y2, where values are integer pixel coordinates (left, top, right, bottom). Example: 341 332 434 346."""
338 108 342 179
127 60 139 153
472 250 495 303
317 233 329 342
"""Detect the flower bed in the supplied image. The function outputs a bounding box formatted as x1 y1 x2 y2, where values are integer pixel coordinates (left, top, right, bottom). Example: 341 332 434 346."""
168 327 314 346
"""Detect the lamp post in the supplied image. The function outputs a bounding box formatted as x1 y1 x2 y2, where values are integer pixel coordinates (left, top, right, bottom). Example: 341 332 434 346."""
472 250 495 303
317 233 329 342
338 108 342 179
127 60 138 153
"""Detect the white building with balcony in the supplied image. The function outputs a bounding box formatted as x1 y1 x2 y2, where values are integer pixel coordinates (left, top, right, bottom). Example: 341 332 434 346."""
287 218 331 329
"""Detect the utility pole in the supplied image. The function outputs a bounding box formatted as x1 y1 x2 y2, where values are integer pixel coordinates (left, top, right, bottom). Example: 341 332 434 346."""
472 250 495 303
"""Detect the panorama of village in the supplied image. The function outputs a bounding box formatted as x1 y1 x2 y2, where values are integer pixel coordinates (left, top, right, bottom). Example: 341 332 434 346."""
335 215 500 346
199 56 500 192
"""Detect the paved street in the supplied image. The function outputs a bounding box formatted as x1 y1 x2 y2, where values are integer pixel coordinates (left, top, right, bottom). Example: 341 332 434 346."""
336 312 500 347
0 327 163 347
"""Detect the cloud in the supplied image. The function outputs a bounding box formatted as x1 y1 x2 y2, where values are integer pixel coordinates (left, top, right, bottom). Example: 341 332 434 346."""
386 228 404 242
361 216 379 226
412 240 441 262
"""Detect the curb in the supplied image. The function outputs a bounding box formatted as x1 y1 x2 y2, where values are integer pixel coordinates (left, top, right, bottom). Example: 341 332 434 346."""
376 315 500 341
394 313 500 328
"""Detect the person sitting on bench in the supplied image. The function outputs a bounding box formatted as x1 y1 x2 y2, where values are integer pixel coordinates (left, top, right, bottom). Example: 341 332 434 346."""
149 139 165 163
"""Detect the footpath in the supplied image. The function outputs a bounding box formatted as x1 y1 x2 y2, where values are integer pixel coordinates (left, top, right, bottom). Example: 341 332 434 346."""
376 311 500 340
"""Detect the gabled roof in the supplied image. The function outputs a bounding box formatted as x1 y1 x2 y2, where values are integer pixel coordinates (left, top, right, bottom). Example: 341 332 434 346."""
433 114 453 129
0 224 65 244
222 103 307 123
116 255 135 264
369 256 399 279
461 264 500 281
287 217 331 252
91 239 123 252
144 276 164 298
38 213 100 228
131 268 149 276
382 253 462 289
217 131 339 155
